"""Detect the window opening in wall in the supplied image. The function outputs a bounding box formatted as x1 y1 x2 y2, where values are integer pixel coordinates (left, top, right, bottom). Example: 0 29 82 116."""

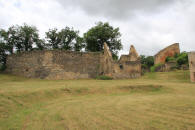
119 64 123 70
191 61 193 66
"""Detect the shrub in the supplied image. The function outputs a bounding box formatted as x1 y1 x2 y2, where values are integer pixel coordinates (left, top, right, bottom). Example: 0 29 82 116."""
141 64 148 70
96 75 113 80
176 52 188 66
150 66 155 72
165 52 188 70
165 56 176 62
150 63 164 72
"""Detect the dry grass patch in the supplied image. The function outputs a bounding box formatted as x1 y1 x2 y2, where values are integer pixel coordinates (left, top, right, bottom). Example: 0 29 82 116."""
0 70 195 130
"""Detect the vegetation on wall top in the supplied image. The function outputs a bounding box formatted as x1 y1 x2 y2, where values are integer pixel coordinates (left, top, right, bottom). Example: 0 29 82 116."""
165 52 189 68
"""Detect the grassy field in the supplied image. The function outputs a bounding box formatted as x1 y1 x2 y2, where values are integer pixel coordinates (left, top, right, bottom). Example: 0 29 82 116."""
0 71 195 130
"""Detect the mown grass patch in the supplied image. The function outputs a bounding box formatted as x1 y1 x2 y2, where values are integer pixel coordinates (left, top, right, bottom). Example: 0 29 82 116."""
0 70 195 130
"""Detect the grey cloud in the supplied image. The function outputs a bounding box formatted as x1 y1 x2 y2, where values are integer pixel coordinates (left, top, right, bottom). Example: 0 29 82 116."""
1 0 194 56
57 0 182 19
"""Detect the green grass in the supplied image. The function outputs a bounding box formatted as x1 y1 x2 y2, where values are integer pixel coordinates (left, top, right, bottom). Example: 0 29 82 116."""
96 75 113 80
0 70 195 130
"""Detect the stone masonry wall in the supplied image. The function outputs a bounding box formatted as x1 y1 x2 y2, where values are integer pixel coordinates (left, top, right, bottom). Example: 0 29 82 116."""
188 52 195 82
6 43 141 79
6 50 101 79
154 43 180 64
100 43 141 79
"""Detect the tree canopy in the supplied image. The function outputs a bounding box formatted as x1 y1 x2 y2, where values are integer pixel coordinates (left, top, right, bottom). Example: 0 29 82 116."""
165 52 188 67
0 24 44 54
45 27 84 51
140 55 154 70
84 22 122 58
0 22 124 70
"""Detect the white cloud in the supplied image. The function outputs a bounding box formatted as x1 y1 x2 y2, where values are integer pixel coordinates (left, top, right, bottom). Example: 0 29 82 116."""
0 0 195 56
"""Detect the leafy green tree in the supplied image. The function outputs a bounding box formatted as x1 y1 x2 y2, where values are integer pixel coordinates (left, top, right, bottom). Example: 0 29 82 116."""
140 55 146 64
74 37 85 51
140 55 154 69
0 24 44 70
0 29 8 69
0 24 43 53
145 56 154 67
0 42 7 70
46 27 83 51
84 22 122 58
16 24 41 52
45 28 61 49
59 27 79 50
176 52 188 66
32 39 46 50
0 27 17 54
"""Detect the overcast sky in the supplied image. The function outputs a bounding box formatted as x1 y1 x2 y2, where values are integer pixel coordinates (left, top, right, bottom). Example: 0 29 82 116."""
0 0 194 56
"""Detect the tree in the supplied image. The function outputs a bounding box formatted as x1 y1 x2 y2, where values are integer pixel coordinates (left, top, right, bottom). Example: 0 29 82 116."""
0 42 7 71
45 28 60 49
0 24 45 70
16 24 41 52
74 36 85 51
59 27 79 50
32 39 46 50
140 55 154 69
176 52 188 66
0 24 43 53
0 28 17 54
84 22 122 58
140 55 146 64
0 29 8 69
46 27 83 51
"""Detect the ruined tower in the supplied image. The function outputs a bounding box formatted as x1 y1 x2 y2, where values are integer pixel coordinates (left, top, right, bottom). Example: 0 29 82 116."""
129 45 139 61
188 52 195 82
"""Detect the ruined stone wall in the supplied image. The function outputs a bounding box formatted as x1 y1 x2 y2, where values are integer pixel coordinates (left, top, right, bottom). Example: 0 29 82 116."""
165 61 177 72
154 43 180 64
112 60 141 79
188 52 195 82
99 43 114 77
6 43 141 79
6 51 45 78
6 50 101 79
100 43 141 79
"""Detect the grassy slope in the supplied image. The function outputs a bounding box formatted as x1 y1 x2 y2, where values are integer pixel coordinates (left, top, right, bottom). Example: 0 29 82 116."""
0 71 195 130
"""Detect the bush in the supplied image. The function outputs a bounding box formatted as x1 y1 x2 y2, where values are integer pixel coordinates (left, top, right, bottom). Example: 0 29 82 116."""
150 64 164 72
96 75 113 80
141 64 148 70
165 56 176 62
164 52 188 70
176 52 188 66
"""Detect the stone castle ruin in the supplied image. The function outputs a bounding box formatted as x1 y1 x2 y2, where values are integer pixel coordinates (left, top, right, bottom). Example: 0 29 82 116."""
6 43 141 79
188 52 195 82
